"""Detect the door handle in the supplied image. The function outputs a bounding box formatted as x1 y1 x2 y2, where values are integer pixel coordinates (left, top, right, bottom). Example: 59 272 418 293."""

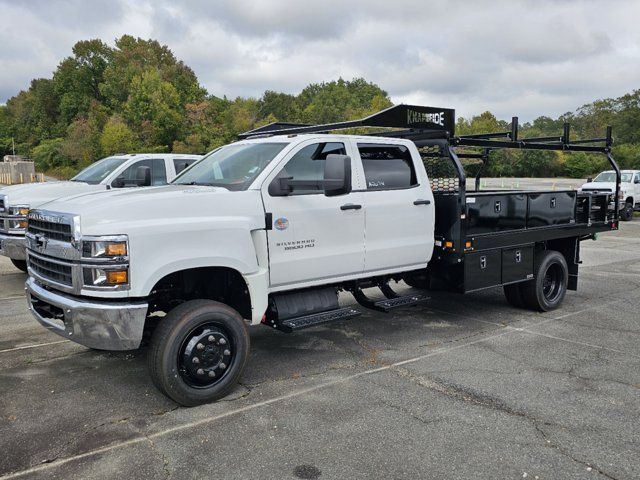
413 199 431 205
340 203 362 211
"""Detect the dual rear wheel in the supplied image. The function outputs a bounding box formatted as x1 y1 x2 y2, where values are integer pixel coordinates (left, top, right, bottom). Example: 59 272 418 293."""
504 250 568 312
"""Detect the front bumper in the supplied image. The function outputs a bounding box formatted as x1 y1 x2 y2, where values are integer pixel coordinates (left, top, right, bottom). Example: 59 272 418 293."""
0 234 27 260
26 277 148 351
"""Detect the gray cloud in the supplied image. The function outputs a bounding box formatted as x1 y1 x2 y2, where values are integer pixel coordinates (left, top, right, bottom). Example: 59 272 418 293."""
1 0 639 120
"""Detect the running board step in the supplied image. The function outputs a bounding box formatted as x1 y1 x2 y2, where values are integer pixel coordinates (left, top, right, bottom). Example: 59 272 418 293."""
374 294 428 312
277 307 361 333
352 286 428 312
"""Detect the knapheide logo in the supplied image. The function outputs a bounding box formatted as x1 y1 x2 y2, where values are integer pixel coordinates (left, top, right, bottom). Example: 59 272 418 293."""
407 109 445 127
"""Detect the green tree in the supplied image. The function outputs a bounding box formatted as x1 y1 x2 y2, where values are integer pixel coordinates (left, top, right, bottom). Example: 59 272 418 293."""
100 115 137 155
124 68 183 148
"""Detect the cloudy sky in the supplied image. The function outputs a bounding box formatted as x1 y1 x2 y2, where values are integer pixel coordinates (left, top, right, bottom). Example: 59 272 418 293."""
1 0 639 120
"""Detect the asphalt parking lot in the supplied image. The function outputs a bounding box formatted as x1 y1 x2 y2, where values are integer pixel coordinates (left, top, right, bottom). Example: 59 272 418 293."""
0 223 638 479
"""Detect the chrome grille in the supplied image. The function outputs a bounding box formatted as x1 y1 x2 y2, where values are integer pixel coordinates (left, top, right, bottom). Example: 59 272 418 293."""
28 254 73 286
581 188 612 193
28 219 73 242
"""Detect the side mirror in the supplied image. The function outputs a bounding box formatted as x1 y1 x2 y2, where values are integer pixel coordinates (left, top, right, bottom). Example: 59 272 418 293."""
323 154 351 197
586 177 593 183
635 177 640 184
268 174 294 196
136 166 152 187
112 176 125 188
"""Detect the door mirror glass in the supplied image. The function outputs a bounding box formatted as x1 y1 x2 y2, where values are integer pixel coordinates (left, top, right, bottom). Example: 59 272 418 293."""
323 154 352 197
586 177 593 183
268 174 294 196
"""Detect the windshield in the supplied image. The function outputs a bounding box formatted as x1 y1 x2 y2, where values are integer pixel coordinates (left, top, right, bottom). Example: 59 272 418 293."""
173 143 288 190
71 157 128 184
593 171 633 183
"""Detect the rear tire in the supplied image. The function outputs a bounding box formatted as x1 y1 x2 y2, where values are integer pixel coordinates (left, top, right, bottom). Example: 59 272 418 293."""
521 250 568 312
503 283 525 308
620 202 633 221
148 300 250 406
10 259 28 273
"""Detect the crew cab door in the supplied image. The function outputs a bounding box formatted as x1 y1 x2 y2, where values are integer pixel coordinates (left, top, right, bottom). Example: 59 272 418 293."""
357 142 435 272
262 140 365 288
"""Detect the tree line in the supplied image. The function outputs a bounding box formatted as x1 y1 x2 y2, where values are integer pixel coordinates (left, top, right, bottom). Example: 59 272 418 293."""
0 36 638 179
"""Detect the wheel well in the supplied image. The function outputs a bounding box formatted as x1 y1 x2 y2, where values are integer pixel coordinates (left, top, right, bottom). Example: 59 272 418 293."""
147 267 252 320
625 196 634 204
539 237 578 291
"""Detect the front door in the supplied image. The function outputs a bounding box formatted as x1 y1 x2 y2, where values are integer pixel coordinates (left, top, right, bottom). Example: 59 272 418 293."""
262 140 365 288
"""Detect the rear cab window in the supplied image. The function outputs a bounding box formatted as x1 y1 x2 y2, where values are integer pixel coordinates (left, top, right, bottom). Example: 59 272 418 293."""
357 143 418 190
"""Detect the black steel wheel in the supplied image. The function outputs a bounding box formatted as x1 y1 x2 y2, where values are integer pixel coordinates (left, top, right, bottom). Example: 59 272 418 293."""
620 202 633 221
10 259 28 273
148 300 250 406
521 250 568 312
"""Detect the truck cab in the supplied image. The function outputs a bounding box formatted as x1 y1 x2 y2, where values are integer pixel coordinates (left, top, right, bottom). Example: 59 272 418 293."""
579 169 640 220
0 153 201 271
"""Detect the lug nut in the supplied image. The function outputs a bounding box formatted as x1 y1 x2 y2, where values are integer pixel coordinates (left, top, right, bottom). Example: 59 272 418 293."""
192 357 200 364
223 349 230 356
197 368 204 375
219 338 227 345
208 335 215 342
208 371 215 378
196 343 204 350
219 362 226 370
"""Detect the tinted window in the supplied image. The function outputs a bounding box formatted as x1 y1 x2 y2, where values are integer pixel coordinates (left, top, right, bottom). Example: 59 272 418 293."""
173 143 287 191
71 157 128 184
277 142 346 194
358 144 417 190
173 158 198 175
116 158 167 186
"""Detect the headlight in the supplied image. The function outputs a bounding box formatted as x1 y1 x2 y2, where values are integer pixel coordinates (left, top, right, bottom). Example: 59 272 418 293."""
83 267 129 286
8 205 30 216
82 239 128 258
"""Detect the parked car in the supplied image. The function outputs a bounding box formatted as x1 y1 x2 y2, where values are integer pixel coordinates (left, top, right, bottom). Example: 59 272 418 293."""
579 170 640 220
0 153 202 271
22 105 619 406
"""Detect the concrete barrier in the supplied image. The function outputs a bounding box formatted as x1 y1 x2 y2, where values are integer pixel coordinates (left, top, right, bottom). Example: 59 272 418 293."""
0 161 43 185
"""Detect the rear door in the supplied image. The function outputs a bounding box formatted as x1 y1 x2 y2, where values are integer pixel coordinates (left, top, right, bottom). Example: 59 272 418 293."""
262 139 365 288
357 142 434 272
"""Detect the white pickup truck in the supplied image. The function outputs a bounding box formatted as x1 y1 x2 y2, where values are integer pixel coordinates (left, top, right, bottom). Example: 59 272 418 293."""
579 169 640 220
0 153 201 271
23 105 620 406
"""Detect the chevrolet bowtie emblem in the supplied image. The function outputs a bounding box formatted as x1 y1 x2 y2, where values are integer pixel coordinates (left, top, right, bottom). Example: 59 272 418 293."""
34 234 48 250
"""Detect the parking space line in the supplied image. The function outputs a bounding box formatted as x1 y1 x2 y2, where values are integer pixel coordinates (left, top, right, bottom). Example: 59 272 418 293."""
0 340 69 354
0 298 630 479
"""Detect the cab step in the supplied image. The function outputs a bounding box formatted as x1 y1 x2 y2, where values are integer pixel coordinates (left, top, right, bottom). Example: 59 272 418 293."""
373 294 428 312
351 283 428 312
277 307 361 333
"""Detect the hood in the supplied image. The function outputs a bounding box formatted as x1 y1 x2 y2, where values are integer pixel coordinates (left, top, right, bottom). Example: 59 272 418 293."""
34 184 266 235
0 181 105 208
579 181 624 192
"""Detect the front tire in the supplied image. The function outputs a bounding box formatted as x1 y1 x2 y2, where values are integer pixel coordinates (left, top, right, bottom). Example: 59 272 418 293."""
620 202 633 221
520 250 568 312
10 259 28 273
148 300 250 406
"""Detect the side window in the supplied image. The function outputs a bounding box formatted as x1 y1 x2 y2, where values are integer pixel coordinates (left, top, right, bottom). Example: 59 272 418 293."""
117 159 167 186
358 143 418 190
174 158 197 175
278 142 346 194
635 173 640 184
